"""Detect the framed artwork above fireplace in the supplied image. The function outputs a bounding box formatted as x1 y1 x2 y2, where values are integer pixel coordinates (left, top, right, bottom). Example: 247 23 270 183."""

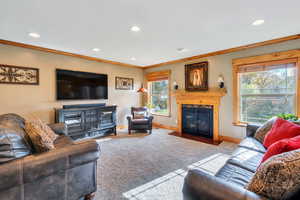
185 61 208 91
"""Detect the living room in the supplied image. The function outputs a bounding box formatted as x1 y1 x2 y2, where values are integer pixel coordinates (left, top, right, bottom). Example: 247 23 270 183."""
1 1 300 200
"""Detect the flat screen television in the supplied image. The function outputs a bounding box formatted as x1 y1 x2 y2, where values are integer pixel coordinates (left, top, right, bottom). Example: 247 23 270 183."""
56 69 108 100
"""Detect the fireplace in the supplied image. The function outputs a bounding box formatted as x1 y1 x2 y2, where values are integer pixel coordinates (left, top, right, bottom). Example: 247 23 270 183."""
182 104 213 138
174 88 226 143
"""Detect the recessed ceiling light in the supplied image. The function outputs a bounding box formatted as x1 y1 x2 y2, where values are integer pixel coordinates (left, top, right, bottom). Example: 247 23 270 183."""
177 48 188 52
131 26 141 32
92 48 100 52
28 32 40 38
252 19 265 26
131 57 136 61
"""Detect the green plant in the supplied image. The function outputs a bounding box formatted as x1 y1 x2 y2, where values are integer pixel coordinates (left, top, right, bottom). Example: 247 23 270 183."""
276 113 299 122
146 103 154 109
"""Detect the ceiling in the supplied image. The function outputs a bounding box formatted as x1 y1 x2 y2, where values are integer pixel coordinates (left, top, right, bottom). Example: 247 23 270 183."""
1 0 300 67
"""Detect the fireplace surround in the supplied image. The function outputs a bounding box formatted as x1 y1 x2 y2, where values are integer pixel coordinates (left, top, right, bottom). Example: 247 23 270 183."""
174 88 226 143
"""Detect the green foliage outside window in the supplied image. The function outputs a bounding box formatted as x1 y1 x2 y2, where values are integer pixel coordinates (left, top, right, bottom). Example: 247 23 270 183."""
148 80 169 115
276 113 299 122
239 65 296 124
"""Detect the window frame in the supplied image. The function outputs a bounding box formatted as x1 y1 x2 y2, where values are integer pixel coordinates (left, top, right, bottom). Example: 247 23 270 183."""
232 50 300 126
146 70 171 117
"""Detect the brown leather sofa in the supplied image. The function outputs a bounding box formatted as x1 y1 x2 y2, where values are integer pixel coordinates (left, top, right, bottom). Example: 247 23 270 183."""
182 124 300 200
0 114 100 200
127 107 153 134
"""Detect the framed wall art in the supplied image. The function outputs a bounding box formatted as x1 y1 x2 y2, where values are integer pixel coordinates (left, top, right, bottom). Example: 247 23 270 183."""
0 64 39 85
115 76 134 90
185 61 208 91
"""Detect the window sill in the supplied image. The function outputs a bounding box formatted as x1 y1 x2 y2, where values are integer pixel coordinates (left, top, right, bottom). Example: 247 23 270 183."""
151 113 171 118
232 122 248 127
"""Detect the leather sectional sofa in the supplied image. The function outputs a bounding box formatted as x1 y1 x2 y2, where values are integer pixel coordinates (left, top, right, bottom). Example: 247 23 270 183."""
0 114 100 200
183 124 300 200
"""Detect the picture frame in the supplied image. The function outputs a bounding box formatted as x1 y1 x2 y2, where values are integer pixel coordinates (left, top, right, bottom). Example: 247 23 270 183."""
115 76 134 90
0 64 39 85
185 61 208 91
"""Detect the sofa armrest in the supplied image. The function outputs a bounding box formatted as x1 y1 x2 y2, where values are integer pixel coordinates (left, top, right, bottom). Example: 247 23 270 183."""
24 139 100 182
246 124 260 137
148 115 154 121
48 123 68 135
127 115 133 122
183 169 266 200
0 139 100 191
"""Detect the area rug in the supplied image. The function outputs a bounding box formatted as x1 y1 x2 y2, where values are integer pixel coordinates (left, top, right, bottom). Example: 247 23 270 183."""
95 128 236 200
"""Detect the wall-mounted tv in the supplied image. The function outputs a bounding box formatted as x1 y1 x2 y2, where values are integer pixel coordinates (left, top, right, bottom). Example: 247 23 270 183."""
56 69 108 100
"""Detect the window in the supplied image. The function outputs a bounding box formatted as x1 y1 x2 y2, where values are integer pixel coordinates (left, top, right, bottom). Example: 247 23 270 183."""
233 58 299 125
148 80 170 116
146 70 171 116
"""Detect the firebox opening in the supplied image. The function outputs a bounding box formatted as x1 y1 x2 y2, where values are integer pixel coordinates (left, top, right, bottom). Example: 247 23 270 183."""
182 104 213 139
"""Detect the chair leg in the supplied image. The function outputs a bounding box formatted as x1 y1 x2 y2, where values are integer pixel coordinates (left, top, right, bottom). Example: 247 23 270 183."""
128 129 131 135
84 193 95 200
149 129 152 134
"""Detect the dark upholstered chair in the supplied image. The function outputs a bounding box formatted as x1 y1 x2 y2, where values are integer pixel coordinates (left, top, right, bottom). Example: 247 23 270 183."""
127 107 153 134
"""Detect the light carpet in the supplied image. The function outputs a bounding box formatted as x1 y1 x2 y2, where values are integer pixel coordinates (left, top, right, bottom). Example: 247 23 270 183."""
95 128 237 200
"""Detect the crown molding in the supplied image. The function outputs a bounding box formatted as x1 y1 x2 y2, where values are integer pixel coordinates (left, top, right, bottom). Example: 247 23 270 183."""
0 39 141 69
1 34 300 70
144 34 300 69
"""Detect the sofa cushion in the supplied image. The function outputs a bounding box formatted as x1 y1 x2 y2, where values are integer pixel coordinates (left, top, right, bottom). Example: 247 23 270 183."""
247 149 300 200
263 118 300 148
239 137 266 153
0 113 26 132
48 123 67 135
0 114 33 164
53 135 73 149
261 135 300 164
254 116 277 143
25 120 58 153
227 147 264 173
216 162 255 187
0 127 32 164
133 111 147 119
131 119 149 125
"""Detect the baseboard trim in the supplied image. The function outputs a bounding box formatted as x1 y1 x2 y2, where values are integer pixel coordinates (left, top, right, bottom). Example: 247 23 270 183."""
220 136 241 144
118 123 179 131
117 125 127 129
152 122 178 131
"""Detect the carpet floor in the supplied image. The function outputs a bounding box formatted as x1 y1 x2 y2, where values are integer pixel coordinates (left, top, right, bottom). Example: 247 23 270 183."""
94 128 237 200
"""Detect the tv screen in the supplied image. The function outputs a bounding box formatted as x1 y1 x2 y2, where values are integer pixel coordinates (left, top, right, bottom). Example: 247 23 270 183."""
56 69 108 100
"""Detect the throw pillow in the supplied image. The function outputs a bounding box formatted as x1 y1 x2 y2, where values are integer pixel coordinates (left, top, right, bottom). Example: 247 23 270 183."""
254 116 277 143
263 118 300 148
246 149 300 200
25 120 58 153
260 135 300 164
133 111 146 119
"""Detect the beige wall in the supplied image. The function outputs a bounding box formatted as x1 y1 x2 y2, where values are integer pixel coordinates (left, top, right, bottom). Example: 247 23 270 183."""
0 44 143 125
144 39 300 139
2 39 300 137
